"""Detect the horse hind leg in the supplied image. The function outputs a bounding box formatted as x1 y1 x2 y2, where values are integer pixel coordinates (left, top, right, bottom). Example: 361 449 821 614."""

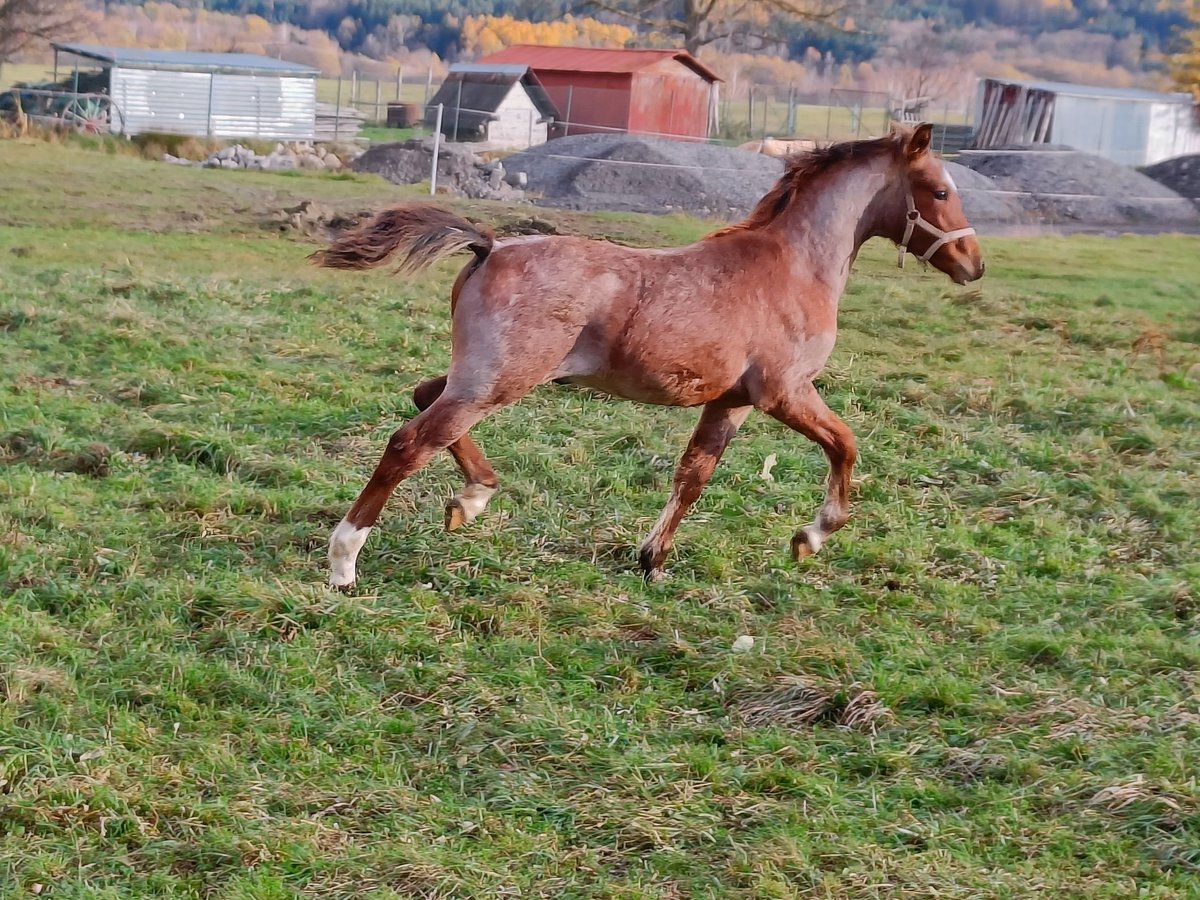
638 402 752 581
328 390 499 590
413 375 498 531
762 384 857 560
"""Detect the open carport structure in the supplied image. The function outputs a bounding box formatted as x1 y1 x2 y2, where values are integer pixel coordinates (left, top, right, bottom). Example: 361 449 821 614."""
51 43 320 140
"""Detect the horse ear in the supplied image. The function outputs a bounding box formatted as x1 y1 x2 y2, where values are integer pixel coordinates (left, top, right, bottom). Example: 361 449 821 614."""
907 123 933 159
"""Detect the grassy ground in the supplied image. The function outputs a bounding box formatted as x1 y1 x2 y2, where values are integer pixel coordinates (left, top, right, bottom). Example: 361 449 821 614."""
1 138 1199 899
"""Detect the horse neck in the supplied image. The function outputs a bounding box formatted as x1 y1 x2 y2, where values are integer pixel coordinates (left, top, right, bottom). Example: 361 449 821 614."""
769 156 900 290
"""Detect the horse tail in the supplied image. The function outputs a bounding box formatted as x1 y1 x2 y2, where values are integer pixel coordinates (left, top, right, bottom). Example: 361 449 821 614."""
309 204 494 274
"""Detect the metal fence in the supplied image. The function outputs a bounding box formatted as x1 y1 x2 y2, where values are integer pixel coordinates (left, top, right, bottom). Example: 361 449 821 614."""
325 66 973 144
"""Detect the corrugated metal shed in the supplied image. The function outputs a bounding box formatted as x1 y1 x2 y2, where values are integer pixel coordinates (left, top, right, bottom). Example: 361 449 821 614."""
479 45 720 140
53 42 318 140
53 43 318 77
973 77 1200 166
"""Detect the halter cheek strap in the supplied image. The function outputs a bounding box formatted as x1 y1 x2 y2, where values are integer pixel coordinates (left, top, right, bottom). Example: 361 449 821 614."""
897 188 977 268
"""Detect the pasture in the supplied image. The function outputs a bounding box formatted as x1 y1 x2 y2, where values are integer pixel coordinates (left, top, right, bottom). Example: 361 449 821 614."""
1 139 1198 898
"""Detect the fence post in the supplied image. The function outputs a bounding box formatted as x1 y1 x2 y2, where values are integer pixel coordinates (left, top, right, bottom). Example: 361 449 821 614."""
206 72 215 137
453 79 462 142
424 65 433 106
375 79 381 122
748 86 754 137
431 103 443 195
825 95 832 141
396 66 403 103
351 70 358 106
761 89 768 138
786 84 795 134
564 85 573 137
334 76 342 141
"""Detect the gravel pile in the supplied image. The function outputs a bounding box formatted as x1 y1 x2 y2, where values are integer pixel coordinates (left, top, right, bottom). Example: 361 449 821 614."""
957 145 1199 227
1140 155 1200 206
943 161 1028 225
500 134 1022 226
351 138 521 201
502 134 784 219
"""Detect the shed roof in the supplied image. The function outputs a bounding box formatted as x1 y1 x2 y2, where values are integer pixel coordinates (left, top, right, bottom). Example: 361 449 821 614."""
479 45 721 83
427 65 559 133
982 76 1192 105
52 43 319 77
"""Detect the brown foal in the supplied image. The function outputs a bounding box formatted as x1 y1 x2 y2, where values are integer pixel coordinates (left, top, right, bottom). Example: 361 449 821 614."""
313 123 984 590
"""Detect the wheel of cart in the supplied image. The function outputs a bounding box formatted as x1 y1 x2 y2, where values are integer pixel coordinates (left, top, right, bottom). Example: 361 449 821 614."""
59 95 111 134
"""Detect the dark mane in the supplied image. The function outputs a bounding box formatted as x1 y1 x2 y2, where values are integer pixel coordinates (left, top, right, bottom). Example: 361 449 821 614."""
709 133 900 238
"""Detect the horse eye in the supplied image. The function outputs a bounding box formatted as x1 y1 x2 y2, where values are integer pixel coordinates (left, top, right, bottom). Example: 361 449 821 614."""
934 190 949 201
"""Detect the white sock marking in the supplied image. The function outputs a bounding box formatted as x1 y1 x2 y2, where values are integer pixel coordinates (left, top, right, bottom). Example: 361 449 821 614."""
454 483 496 521
328 518 370 587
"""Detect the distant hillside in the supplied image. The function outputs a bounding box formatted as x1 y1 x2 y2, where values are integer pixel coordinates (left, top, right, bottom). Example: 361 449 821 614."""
100 0 1187 62
67 0 1188 95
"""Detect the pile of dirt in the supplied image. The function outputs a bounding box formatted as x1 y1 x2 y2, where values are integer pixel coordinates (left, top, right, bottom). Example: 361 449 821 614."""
1140 155 1200 206
272 200 367 239
351 138 522 201
501 134 783 219
957 145 1200 227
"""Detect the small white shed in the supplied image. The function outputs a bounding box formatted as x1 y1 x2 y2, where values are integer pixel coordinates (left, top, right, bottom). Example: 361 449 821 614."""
973 77 1200 167
425 63 558 149
52 43 319 140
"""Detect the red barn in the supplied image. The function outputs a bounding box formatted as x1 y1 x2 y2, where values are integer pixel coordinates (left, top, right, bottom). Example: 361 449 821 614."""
477 45 720 140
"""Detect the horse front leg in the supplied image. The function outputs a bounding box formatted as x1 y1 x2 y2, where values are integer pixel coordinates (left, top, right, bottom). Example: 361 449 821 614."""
412 375 499 531
761 383 857 560
638 402 752 581
328 392 497 591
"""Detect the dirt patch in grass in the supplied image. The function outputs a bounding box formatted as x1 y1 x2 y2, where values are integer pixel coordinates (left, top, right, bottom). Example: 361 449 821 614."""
734 676 894 732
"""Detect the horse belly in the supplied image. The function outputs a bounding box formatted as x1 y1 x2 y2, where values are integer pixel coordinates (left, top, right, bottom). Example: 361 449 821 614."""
560 371 721 406
557 338 746 406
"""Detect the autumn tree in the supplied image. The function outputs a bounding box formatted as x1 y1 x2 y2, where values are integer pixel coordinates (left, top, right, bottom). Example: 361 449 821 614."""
0 0 80 63
582 0 873 57
1172 0 1200 102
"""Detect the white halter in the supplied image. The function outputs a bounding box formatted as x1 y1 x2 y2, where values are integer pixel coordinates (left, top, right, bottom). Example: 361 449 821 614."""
896 185 976 269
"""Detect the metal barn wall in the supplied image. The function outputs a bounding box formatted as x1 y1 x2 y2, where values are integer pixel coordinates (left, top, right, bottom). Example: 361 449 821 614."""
209 74 315 140
110 67 315 139
534 71 632 136
1050 95 1151 167
629 59 711 138
1147 102 1200 165
111 68 211 136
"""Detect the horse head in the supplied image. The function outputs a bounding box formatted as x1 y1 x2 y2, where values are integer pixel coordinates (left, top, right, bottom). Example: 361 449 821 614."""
888 123 985 285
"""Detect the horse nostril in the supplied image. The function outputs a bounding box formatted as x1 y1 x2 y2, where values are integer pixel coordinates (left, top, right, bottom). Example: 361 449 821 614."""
979 261 986 275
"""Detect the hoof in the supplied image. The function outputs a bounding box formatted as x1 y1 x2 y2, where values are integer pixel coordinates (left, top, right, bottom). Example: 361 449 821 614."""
444 499 467 532
791 527 823 561
638 546 667 582
329 579 356 593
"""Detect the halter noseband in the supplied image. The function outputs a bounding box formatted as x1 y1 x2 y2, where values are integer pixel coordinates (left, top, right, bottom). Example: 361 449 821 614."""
896 186 976 269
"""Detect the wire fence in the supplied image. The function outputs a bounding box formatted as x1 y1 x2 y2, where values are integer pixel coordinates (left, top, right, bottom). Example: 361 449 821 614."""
323 66 974 145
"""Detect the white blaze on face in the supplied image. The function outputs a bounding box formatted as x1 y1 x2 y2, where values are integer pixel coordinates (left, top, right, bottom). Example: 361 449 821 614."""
329 518 371 588
942 164 958 195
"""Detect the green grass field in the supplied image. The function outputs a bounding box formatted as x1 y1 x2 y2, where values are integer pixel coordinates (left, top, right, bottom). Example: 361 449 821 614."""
1 138 1199 898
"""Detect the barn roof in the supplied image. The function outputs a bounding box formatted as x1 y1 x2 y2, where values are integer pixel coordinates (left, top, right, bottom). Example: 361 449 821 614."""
479 45 721 83
52 43 319 77
981 76 1192 105
426 65 559 133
